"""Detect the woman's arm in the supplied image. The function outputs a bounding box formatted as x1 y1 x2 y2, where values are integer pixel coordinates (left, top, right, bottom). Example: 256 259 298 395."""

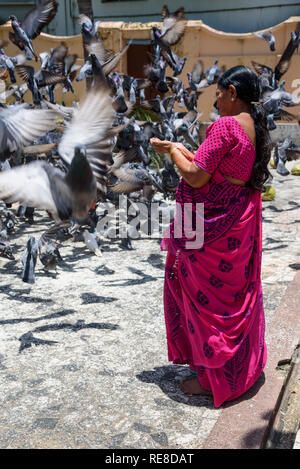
150 138 212 189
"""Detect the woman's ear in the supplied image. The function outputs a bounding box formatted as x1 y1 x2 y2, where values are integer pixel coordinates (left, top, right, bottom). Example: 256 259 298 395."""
228 84 237 101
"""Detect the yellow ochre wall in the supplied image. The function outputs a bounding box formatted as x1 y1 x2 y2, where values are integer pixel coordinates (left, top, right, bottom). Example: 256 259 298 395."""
0 16 299 121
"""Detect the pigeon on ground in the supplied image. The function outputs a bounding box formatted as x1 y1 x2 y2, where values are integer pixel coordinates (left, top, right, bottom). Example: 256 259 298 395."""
82 229 102 256
21 236 38 283
0 224 14 260
274 136 300 176
39 240 63 271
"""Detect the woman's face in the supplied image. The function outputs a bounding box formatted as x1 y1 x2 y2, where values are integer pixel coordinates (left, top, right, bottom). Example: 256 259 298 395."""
215 85 235 117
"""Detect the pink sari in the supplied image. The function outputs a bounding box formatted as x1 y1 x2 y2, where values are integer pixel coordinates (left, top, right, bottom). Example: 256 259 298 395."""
161 119 267 408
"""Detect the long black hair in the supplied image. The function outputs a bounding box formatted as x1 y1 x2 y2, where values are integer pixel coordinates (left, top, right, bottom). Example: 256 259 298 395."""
217 65 272 192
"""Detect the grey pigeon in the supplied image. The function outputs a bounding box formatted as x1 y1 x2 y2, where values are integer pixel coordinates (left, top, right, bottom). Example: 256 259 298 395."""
253 30 275 51
21 236 38 284
9 0 58 61
0 104 59 162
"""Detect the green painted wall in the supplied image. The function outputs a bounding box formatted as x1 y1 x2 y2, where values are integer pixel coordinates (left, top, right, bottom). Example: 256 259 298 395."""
1 0 300 36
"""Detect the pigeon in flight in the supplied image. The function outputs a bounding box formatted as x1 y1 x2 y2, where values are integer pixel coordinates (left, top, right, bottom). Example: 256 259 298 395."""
0 87 116 226
0 47 25 84
0 145 96 223
151 5 186 66
253 30 276 51
16 64 65 105
0 104 59 162
9 0 58 61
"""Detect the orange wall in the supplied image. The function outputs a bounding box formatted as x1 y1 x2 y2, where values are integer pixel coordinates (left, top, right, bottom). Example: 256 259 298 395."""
0 16 299 121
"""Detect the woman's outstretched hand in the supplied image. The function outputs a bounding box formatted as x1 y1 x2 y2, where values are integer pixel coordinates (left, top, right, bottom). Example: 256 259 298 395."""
150 138 172 155
150 138 195 162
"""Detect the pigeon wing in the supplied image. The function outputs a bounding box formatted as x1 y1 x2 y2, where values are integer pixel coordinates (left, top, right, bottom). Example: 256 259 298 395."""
58 88 115 193
86 40 110 64
37 70 66 87
15 64 34 82
161 5 170 19
251 60 273 76
21 0 58 40
0 161 57 212
162 19 186 45
0 106 59 150
191 60 204 84
102 43 131 76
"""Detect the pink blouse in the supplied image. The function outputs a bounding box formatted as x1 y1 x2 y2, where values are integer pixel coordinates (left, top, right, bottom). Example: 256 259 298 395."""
193 116 256 181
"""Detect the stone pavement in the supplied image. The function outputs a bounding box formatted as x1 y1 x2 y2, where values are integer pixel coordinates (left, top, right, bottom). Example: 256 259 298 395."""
0 160 299 449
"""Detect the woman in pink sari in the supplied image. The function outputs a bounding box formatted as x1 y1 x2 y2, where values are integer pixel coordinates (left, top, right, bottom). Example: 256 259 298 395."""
150 66 272 408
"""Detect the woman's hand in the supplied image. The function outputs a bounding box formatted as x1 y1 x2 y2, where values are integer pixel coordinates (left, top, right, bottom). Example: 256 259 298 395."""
172 143 195 162
150 139 195 162
150 138 172 155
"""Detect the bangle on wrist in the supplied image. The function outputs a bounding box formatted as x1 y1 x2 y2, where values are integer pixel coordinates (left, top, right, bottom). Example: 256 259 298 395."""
169 146 176 161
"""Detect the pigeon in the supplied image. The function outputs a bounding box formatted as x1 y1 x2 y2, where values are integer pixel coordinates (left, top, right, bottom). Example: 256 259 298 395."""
151 6 186 66
252 36 297 91
76 60 93 82
205 60 223 85
0 145 97 223
78 13 102 54
3 209 16 234
0 226 14 260
108 164 163 195
57 87 116 197
87 42 131 77
261 81 300 122
0 50 25 84
291 31 300 51
0 104 59 162
162 50 186 77
82 229 102 256
21 236 38 284
7 83 29 102
9 0 58 61
46 42 69 73
39 240 63 271
16 64 65 105
274 136 300 176
253 30 276 51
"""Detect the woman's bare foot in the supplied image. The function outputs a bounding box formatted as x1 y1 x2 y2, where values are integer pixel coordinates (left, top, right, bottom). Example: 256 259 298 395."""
179 378 212 396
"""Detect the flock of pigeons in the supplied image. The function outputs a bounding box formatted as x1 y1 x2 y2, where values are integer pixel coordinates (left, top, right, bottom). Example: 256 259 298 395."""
0 1 299 284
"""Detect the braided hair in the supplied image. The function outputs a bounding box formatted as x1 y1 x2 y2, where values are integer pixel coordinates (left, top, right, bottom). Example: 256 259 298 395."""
217 65 273 192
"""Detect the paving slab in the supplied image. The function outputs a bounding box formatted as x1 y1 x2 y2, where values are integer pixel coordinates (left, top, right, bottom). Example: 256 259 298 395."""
0 161 299 449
